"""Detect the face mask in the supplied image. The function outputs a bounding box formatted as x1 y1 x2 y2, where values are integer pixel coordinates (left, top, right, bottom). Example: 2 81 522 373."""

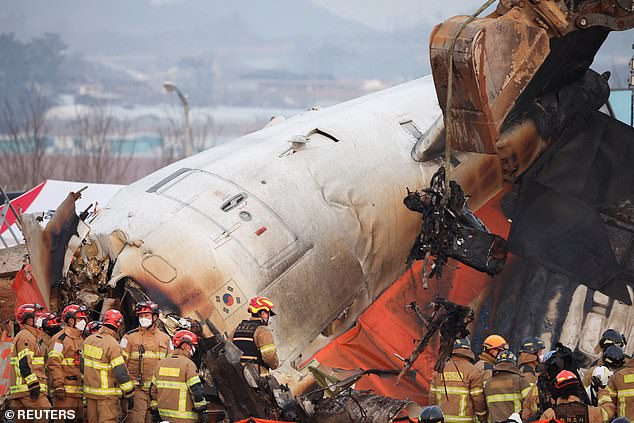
35 317 43 328
139 317 153 328
76 319 87 331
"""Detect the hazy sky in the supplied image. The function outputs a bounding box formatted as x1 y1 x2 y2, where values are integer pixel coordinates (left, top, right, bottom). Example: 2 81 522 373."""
312 0 485 31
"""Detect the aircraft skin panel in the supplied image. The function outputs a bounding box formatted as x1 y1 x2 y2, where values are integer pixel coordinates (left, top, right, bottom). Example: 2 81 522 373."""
83 74 511 383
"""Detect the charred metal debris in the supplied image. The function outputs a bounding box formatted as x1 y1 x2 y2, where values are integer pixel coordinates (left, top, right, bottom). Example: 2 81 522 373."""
197 317 417 423
398 297 474 383
404 166 508 286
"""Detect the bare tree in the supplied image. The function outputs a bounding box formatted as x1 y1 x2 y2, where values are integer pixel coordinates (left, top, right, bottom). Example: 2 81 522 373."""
155 106 214 167
69 101 134 183
0 89 52 191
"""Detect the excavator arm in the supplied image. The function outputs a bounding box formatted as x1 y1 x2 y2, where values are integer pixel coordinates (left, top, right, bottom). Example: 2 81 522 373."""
430 0 634 159
430 1 634 304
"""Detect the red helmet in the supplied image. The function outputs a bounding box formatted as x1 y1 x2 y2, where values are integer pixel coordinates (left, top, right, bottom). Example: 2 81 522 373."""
555 370 579 389
172 330 199 348
102 309 124 329
40 312 62 330
248 296 276 315
62 304 88 321
16 303 44 324
134 301 159 315
84 321 102 337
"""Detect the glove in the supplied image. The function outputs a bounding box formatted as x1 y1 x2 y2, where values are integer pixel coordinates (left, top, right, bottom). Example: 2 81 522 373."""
54 386 65 400
127 396 135 410
194 404 207 414
28 382 40 399
592 366 611 388
150 409 160 423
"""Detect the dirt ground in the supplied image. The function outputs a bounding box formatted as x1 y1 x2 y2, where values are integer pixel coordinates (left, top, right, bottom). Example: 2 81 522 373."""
0 277 15 323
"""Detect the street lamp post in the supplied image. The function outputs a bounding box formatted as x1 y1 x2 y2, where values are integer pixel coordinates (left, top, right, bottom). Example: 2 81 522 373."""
163 81 193 157
630 44 634 127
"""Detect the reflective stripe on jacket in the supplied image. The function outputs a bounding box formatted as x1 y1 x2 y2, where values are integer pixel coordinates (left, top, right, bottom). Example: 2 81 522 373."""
483 362 531 423
47 326 84 397
428 349 487 423
232 318 279 374
149 348 206 423
10 325 48 399
121 324 171 390
83 326 134 398
608 358 634 419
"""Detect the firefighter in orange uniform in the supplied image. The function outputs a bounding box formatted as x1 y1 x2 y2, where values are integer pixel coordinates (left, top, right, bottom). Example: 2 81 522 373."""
608 355 634 420
83 309 135 423
231 296 279 376
9 303 51 423
518 336 545 386
428 337 487 423
149 330 207 423
584 329 626 389
476 334 509 382
121 301 172 423
47 304 88 422
541 370 614 423
483 350 531 423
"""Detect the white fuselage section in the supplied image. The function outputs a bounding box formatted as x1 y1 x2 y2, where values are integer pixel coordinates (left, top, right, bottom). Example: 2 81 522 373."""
88 76 503 383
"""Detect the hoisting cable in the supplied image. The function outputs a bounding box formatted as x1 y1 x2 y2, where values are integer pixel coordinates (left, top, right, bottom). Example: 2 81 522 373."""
442 0 497 205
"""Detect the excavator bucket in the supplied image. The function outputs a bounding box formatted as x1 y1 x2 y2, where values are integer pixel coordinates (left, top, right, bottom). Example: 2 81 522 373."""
429 15 550 154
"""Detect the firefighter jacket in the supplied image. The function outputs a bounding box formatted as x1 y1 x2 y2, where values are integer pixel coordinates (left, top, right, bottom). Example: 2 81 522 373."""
518 352 539 386
232 318 279 374
521 383 540 421
540 393 615 423
608 358 634 419
584 357 605 389
121 323 172 390
428 348 488 423
10 324 47 399
47 326 84 397
476 352 496 382
83 326 134 399
149 348 207 423
483 361 531 423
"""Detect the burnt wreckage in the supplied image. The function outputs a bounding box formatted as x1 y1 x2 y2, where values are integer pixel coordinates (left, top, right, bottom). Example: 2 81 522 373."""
404 166 508 283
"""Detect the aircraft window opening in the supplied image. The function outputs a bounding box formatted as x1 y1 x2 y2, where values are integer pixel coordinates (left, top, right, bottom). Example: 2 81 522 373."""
146 168 192 193
221 192 248 212
400 120 423 141
307 128 340 142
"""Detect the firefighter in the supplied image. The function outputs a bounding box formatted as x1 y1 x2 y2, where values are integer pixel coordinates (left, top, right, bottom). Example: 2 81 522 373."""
9 303 51 423
83 309 135 423
518 336 545 386
40 312 63 351
231 296 279 376
541 370 615 423
585 329 627 388
483 350 531 423
47 304 88 422
428 337 487 423
121 301 172 423
83 321 102 338
419 405 445 423
477 334 509 382
149 330 207 423
608 355 634 420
